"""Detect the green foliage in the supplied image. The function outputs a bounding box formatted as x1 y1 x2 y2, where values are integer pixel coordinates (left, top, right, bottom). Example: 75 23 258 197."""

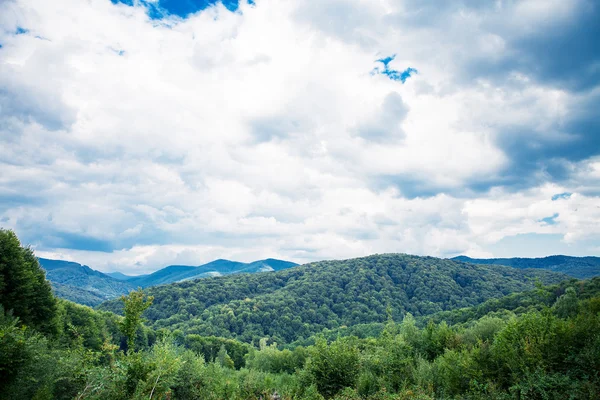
454 255 600 279
0 229 57 335
120 289 154 352
3 284 600 399
553 286 580 318
39 258 135 306
246 338 308 374
3 231 600 400
306 338 360 398
51 282 109 307
426 277 600 326
100 253 567 345
0 307 42 390
183 334 250 369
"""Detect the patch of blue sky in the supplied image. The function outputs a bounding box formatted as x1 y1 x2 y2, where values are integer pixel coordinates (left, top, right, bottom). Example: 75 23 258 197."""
552 192 572 201
109 47 126 56
110 0 253 19
540 213 559 225
371 54 417 83
16 27 29 34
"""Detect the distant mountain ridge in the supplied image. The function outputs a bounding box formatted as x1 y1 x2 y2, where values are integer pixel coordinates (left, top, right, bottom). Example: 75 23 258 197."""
38 257 298 306
105 271 134 280
98 253 569 344
38 258 135 306
126 258 298 288
452 255 600 279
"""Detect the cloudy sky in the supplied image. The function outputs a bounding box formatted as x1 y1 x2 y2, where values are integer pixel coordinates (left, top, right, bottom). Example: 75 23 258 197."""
1 0 599 274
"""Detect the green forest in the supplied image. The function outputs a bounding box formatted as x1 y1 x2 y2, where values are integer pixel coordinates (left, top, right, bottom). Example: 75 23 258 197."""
98 254 567 345
2 228 599 399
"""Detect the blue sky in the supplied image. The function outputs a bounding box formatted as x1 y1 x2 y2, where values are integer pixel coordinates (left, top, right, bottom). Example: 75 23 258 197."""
1 0 599 273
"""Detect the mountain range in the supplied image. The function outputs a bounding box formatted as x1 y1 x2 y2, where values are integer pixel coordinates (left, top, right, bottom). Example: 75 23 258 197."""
39 254 600 307
98 253 571 344
38 257 298 306
452 255 600 279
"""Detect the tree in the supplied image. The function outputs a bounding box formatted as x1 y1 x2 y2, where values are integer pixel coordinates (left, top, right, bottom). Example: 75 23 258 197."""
0 229 57 335
553 287 579 318
306 338 360 398
216 344 234 369
120 288 153 352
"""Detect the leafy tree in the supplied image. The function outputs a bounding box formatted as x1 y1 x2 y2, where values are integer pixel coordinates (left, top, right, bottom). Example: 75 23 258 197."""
120 288 154 352
306 338 360 398
216 344 235 369
553 286 579 318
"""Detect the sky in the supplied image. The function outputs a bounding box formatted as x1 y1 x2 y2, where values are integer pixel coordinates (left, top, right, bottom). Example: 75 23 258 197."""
1 0 599 274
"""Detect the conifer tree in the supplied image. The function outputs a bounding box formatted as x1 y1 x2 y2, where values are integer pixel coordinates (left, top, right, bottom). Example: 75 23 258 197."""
0 229 57 334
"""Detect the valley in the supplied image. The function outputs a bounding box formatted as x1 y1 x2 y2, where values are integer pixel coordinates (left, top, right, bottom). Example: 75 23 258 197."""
2 229 599 399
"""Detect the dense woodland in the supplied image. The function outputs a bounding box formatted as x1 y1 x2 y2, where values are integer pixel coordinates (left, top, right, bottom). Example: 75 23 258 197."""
453 255 600 279
2 228 600 399
99 255 567 344
39 258 136 306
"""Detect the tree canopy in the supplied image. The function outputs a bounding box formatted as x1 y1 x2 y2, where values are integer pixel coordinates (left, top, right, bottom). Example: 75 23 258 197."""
0 229 57 335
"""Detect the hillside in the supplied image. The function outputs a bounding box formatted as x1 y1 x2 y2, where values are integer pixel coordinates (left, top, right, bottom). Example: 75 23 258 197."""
126 258 298 288
38 258 135 305
288 276 600 346
453 255 600 279
39 257 298 306
50 282 108 307
105 271 134 280
98 253 568 344
4 229 599 399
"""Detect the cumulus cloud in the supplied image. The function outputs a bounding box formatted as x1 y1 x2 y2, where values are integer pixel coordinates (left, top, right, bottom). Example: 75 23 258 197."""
0 0 599 273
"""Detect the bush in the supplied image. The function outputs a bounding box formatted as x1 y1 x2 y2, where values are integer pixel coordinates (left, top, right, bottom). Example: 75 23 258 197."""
306 338 360 398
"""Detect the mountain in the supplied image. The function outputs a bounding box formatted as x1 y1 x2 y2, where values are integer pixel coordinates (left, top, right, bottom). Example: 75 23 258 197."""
98 253 568 344
126 258 298 288
50 282 108 307
105 271 135 280
38 257 298 306
38 258 135 305
452 255 600 279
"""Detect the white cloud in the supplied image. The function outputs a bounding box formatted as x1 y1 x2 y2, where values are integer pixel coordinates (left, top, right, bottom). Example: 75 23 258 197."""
1 0 599 273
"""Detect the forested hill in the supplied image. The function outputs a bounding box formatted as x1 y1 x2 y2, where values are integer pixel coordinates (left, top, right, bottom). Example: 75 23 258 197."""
127 258 298 288
453 255 600 279
98 253 568 344
38 257 298 306
39 258 135 306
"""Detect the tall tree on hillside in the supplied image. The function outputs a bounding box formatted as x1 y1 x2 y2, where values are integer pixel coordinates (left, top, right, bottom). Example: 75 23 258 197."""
120 288 154 352
0 229 57 335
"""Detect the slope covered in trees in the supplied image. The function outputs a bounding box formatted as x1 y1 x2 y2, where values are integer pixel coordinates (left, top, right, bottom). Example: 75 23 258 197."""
453 255 600 279
2 229 600 399
99 254 568 344
39 258 135 306
126 258 298 288
39 257 298 305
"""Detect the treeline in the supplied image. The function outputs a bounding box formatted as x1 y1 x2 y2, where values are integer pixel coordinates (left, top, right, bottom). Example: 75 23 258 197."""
2 229 599 399
453 255 600 279
99 254 567 345
3 285 600 398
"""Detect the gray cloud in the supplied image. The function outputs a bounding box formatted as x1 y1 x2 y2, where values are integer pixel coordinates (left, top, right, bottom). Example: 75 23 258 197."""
0 66 75 131
355 92 408 142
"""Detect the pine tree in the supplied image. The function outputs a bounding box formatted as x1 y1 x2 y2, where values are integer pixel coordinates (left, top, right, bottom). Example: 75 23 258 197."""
0 229 57 335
